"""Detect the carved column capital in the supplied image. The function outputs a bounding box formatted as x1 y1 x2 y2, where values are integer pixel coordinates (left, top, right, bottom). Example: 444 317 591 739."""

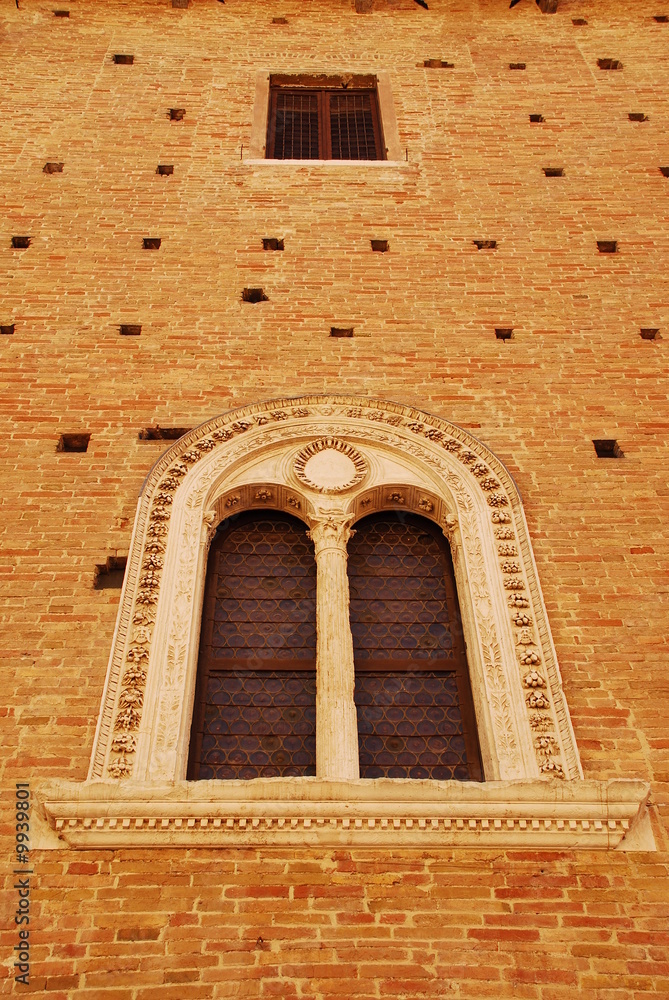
306 507 355 556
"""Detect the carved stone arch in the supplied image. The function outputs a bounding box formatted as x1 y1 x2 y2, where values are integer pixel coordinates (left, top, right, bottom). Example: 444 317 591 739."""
85 395 581 785
39 396 652 852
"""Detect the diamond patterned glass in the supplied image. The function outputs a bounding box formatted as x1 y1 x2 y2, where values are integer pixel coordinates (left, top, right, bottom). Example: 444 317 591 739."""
348 514 483 781
188 513 316 780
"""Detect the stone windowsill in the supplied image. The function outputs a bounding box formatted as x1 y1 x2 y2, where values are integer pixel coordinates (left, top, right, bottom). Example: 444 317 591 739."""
36 777 653 851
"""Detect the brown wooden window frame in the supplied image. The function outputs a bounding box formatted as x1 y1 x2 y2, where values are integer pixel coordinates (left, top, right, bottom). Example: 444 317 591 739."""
266 85 385 161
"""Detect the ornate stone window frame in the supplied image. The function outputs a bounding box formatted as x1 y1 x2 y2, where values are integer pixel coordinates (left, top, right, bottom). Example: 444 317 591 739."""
38 396 652 850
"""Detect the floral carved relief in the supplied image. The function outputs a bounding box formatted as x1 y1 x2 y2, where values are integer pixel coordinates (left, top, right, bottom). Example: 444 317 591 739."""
98 396 579 784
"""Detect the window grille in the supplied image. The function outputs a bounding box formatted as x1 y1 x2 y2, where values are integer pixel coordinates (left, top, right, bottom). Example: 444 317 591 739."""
266 87 384 160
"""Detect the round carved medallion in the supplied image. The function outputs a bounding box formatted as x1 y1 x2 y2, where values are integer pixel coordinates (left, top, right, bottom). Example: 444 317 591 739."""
293 438 367 493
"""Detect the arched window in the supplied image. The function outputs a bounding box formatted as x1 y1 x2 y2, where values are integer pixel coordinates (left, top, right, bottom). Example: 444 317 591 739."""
56 398 649 852
349 513 482 781
187 512 317 780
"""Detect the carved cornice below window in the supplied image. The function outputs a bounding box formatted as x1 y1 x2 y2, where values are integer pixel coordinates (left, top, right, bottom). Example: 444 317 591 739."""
40 778 651 851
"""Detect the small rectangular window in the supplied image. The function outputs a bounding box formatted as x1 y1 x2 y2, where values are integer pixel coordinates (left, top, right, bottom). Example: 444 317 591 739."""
266 86 384 161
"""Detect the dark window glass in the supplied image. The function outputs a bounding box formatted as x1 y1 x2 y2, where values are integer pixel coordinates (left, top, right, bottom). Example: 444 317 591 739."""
267 87 383 160
348 513 483 781
188 512 316 780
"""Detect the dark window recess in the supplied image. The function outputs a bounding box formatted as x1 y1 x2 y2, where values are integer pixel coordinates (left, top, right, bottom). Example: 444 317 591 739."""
57 432 90 453
543 167 564 177
242 288 268 303
11 236 31 249
640 328 661 340
654 14 668 22
267 87 384 160
593 439 624 459
495 328 514 341
113 54 134 65
1 324 15 336
474 240 497 250
509 63 526 70
262 238 284 251
54 10 70 16
119 324 142 336
661 168 669 177
156 164 174 175
330 327 354 338
188 512 317 780
138 425 192 440
597 240 617 254
43 162 64 173
169 108 185 121
349 513 482 781
529 114 545 123
371 239 389 252
598 58 623 70
93 556 127 590
629 113 648 122
143 237 161 250
572 17 587 24
424 59 454 68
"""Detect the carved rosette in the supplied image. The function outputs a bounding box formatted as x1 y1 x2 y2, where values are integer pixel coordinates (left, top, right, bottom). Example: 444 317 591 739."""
99 396 575 784
293 437 367 493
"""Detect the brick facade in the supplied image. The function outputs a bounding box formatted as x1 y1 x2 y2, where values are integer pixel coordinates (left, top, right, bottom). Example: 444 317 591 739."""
2 0 668 996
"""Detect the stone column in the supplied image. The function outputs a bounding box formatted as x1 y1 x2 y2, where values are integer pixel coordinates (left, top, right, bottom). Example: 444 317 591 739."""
307 508 360 781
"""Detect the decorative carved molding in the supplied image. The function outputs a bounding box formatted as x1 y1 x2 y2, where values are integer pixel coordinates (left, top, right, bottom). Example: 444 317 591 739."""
89 395 583 791
41 778 653 851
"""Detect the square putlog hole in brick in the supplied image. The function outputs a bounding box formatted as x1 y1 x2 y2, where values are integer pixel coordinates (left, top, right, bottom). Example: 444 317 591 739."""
172 0 190 7
423 59 454 68
598 58 623 70
659 167 669 177
54 10 70 16
654 15 668 22
509 63 526 70
11 236 31 249
537 0 558 11
242 288 268 303
57 432 90 453
143 238 162 250
543 167 564 177
113 54 134 65
169 108 186 121
119 324 142 336
1 324 15 335
156 164 174 175
330 327 354 338
272 16 288 23
138 425 192 440
495 328 514 341
640 328 661 340
529 114 545 123
43 162 64 173
262 238 284 251
93 556 127 590
597 240 618 254
474 240 497 250
593 439 624 458
572 17 587 25
629 113 649 122
371 240 389 252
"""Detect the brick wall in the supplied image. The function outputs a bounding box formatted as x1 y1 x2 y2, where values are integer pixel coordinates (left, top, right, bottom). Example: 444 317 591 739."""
1 0 668 996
